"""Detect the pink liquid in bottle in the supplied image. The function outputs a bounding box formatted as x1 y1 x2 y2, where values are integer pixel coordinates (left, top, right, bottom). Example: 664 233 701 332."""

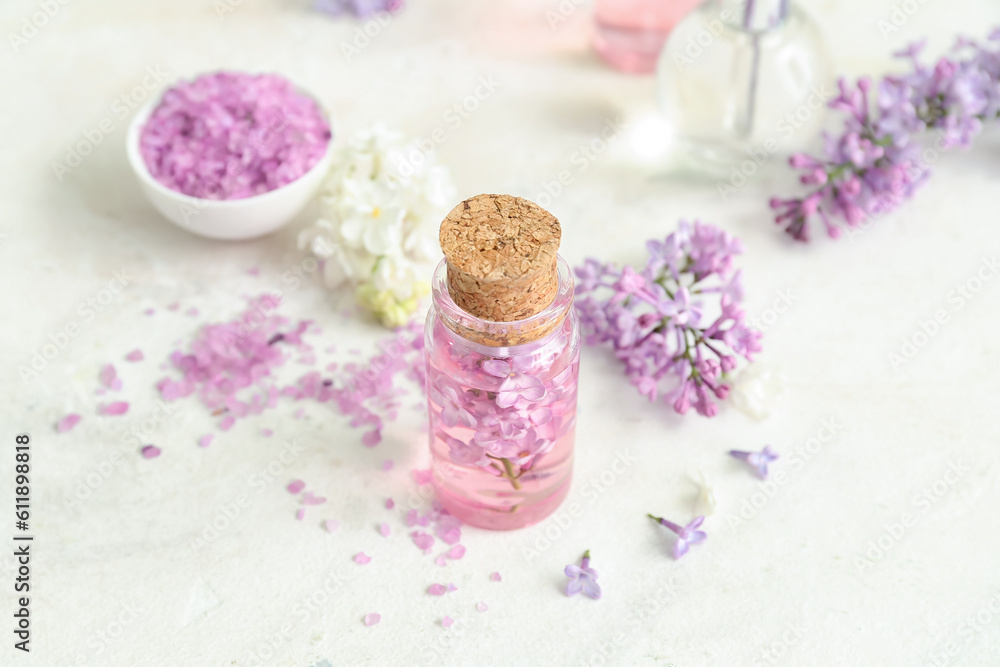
594 0 704 73
425 258 580 530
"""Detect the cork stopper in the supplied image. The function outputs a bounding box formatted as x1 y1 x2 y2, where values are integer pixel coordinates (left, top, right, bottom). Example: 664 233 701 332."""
440 194 561 326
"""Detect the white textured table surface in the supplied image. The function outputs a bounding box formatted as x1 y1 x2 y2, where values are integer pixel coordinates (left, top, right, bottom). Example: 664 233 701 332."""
3 1 1000 665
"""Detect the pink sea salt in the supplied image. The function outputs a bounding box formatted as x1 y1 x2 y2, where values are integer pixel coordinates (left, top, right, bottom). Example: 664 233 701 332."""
140 445 161 459
56 414 81 433
413 469 433 485
362 430 381 447
323 519 340 533
100 364 122 391
490 572 502 582
219 415 235 431
447 545 466 560
287 480 305 494
139 72 331 200
198 434 214 448
385 498 395 509
441 616 454 628
379 522 391 537
302 492 327 506
412 531 434 552
427 584 447 596
354 552 371 565
363 613 380 627
125 349 144 362
295 509 305 520
476 602 488 612
99 402 129 416
382 459 394 471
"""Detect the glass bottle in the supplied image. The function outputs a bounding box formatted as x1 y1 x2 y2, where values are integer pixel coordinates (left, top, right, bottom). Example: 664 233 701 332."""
425 194 580 530
656 0 832 173
594 0 704 74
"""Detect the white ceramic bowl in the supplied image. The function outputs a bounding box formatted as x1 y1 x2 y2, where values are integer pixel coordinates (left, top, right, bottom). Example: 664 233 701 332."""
126 89 333 241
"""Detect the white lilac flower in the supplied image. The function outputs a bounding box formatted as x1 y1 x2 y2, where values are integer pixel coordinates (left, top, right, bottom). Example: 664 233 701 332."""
298 124 455 327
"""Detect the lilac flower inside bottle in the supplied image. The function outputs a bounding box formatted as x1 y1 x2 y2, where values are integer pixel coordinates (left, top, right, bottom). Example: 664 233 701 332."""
425 194 580 530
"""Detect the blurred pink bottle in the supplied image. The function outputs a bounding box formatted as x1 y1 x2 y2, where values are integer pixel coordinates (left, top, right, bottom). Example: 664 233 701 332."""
594 0 704 73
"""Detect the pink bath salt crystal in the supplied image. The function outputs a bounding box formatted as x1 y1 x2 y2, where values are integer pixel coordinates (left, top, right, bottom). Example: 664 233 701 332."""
385 498 395 509
198 434 214 448
293 408 305 419
56 414 81 433
405 510 418 527
354 552 371 565
99 401 129 416
302 492 327 506
167 302 180 311
325 362 339 372
447 583 457 592
323 519 340 533
247 267 260 276
382 459 394 471
490 572 502 582
363 613 380 627
439 527 461 545
434 555 447 567
413 469 433 485
362 430 381 447
447 545 466 560
95 388 106 396
144 308 155 316
99 364 121 390
219 415 235 431
441 616 454 628
427 584 447 596
140 445 161 459
379 523 391 537
139 72 331 199
412 531 434 552
476 602 488 612
295 509 305 520
287 480 305 494
186 308 199 317
125 349 144 362
261 428 273 437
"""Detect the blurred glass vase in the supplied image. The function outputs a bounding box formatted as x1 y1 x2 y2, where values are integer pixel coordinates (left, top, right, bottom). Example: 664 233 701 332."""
656 0 831 173
594 0 704 74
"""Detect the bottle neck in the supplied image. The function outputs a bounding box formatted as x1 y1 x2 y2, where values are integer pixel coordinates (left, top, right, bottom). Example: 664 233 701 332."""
431 257 574 350
718 0 789 32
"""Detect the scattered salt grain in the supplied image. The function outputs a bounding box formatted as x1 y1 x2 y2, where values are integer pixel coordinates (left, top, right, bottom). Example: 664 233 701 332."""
99 402 129 416
140 445 161 459
56 414 81 433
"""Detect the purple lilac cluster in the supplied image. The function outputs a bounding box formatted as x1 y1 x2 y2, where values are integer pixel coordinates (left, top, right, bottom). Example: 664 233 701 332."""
430 352 577 489
140 72 331 200
575 221 761 417
771 30 1000 241
313 0 403 18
